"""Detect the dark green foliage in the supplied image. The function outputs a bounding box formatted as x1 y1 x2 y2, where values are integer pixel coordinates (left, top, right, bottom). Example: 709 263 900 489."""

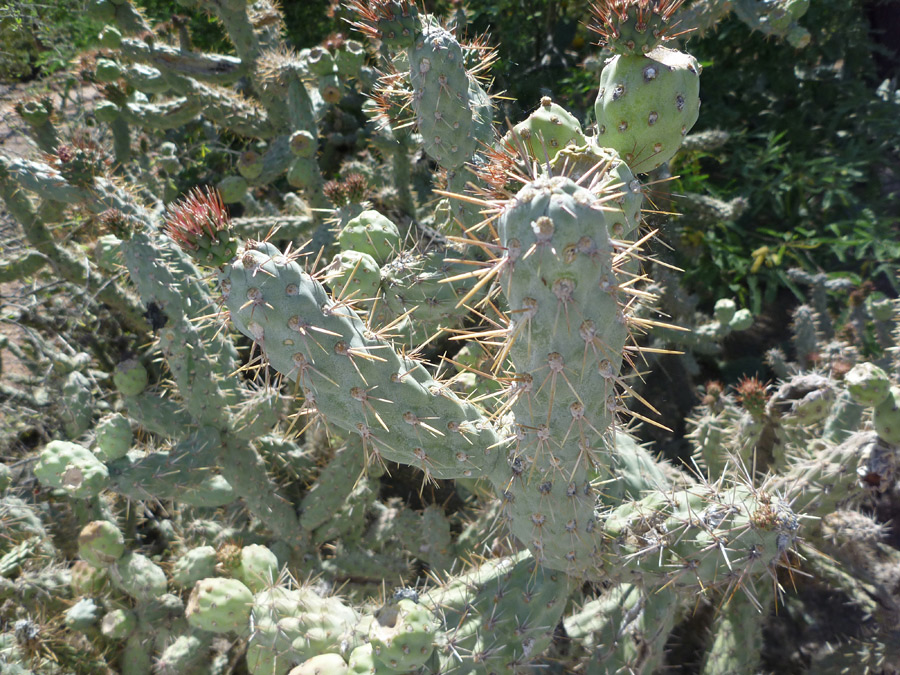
0 1 103 81
670 0 900 312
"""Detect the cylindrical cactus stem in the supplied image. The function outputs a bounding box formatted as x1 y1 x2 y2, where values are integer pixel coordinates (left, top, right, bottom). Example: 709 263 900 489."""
423 551 575 672
495 174 631 575
701 583 774 675
0 159 148 333
774 432 896 520
566 583 680 674
216 239 506 482
116 37 243 84
16 99 58 153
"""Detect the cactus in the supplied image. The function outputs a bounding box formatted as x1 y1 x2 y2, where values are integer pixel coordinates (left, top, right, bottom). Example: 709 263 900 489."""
0 0 894 672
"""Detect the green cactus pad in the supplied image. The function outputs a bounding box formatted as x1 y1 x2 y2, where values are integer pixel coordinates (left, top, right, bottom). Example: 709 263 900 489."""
595 47 701 173
34 440 110 498
187 577 254 634
409 24 477 168
219 240 505 482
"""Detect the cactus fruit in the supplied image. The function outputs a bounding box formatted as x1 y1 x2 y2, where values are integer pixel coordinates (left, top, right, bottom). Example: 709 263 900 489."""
237 544 281 592
290 653 350 675
186 577 254 634
100 608 137 640
368 598 437 670
94 413 133 461
506 96 587 163
113 552 168 601
113 359 149 396
34 441 110 498
338 210 401 264
78 520 126 567
171 546 219 589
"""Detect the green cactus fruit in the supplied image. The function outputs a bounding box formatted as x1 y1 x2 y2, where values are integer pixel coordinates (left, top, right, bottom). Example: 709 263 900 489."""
326 250 383 300
290 130 318 158
218 175 250 203
507 96 586 163
874 386 900 444
319 73 343 104
347 643 394 675
126 64 168 94
409 23 477 168
338 210 401 265
595 47 701 173
100 608 137 640
94 233 122 272
95 58 123 82
287 157 320 190
172 546 218 589
156 635 208 674
97 25 122 48
238 149 265 181
17 99 52 126
307 47 337 76
0 463 10 492
94 413 132 461
122 633 153 674
34 440 109 498
335 40 366 77
238 544 280 592
290 654 349 675
292 595 361 660
113 552 168 601
187 577 254 634
94 99 120 124
78 520 125 567
770 374 836 426
713 298 736 325
845 363 891 407
65 598 101 632
369 598 437 670
380 249 479 343
730 307 753 331
71 560 108 595
113 359 149 396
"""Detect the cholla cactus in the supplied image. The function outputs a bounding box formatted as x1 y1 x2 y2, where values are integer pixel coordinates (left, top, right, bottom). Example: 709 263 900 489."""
0 1 892 673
